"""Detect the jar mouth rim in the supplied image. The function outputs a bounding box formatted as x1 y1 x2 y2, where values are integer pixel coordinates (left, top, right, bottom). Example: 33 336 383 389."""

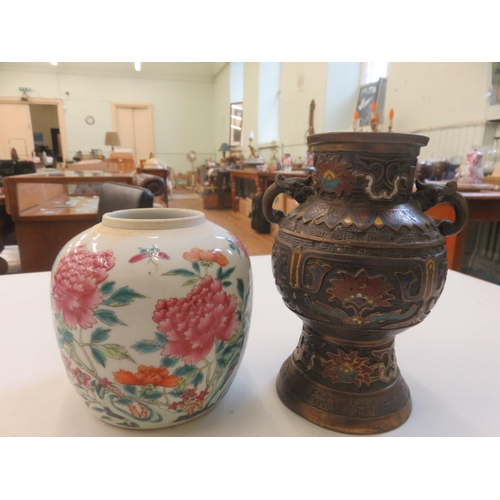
102 208 206 229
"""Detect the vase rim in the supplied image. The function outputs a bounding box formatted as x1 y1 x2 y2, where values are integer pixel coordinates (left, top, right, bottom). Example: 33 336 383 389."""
307 132 429 147
102 208 206 230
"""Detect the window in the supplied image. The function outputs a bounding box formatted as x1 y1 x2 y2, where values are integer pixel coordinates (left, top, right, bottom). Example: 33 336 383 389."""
230 102 243 147
230 63 244 147
361 62 387 85
258 62 281 144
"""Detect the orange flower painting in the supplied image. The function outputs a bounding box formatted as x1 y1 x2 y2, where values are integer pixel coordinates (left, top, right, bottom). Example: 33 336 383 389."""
113 365 182 387
183 248 229 266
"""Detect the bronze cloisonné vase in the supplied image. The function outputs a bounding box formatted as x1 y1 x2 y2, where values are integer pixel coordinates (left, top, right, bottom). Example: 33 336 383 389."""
262 132 468 434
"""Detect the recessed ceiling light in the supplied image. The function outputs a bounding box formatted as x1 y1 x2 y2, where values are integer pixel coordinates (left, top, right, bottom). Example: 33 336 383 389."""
134 62 141 71
50 62 58 66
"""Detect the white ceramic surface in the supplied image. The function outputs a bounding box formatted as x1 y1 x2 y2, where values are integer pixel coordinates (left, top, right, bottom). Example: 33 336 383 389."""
50 208 252 429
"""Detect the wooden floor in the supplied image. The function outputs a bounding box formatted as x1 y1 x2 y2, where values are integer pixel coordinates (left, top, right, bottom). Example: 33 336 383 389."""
169 190 274 256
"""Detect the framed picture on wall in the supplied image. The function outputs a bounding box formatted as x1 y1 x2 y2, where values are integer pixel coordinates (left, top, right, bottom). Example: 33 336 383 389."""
230 102 243 147
356 78 387 127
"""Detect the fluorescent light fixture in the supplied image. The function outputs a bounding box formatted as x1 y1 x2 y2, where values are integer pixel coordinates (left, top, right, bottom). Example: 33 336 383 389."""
134 62 141 71
231 104 243 110
231 115 243 120
230 125 242 130
50 62 58 66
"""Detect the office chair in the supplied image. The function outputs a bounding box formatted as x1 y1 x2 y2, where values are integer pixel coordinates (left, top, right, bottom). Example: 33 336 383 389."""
96 182 155 223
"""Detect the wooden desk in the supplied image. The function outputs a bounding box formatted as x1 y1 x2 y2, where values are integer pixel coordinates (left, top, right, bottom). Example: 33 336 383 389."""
3 171 135 273
426 191 500 272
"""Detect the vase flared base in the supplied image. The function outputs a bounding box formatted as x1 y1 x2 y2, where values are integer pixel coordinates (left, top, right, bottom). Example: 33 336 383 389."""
276 356 412 435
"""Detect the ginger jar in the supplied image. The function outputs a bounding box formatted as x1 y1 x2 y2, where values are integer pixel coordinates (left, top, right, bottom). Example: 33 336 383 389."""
50 208 252 429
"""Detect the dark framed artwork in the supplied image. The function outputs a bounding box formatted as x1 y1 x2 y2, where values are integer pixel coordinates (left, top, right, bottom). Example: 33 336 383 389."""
230 102 243 147
356 78 387 127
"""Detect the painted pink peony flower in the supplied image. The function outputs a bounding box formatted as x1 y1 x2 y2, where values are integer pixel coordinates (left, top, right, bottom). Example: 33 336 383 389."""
153 276 239 365
52 244 115 330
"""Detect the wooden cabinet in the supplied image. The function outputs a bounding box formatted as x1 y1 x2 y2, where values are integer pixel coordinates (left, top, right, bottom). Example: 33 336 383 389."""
4 170 135 273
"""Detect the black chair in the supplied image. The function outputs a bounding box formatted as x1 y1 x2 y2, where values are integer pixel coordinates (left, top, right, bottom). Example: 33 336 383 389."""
96 182 155 223
0 160 37 274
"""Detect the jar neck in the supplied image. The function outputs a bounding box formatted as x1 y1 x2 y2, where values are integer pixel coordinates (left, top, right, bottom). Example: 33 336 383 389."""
102 208 206 230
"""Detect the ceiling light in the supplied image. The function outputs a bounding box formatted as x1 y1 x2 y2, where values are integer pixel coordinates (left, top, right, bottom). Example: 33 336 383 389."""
50 62 58 66
134 62 141 71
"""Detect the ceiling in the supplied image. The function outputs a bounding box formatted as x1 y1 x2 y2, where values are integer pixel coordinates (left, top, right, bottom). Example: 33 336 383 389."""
0 62 227 81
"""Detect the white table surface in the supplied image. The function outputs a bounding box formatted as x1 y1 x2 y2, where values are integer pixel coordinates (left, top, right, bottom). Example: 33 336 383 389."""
1 254 500 437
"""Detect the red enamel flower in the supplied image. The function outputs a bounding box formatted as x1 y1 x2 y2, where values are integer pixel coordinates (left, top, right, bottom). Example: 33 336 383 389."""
169 388 208 415
315 155 355 196
52 244 115 329
327 270 395 313
322 349 373 387
153 275 239 365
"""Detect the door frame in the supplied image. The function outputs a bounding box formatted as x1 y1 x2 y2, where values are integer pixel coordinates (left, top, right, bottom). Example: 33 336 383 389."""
0 97 68 160
110 102 155 156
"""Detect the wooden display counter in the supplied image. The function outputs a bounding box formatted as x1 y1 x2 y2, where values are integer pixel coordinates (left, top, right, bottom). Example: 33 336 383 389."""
426 190 500 272
3 170 135 273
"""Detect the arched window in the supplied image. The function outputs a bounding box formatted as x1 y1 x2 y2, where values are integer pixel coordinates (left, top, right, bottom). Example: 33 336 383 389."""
258 62 281 143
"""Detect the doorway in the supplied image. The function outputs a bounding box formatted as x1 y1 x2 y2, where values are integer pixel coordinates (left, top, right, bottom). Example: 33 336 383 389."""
111 102 154 163
0 97 67 161
30 104 61 160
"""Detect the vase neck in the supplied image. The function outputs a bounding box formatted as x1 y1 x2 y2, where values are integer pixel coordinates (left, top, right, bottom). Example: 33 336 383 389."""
312 151 418 205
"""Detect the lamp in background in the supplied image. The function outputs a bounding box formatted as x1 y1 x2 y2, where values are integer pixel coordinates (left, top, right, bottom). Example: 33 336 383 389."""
218 142 231 158
105 132 121 151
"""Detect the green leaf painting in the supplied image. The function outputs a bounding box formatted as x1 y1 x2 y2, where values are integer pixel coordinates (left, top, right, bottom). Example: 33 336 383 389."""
131 340 163 354
94 344 135 363
162 269 198 277
95 309 126 326
91 327 111 343
101 286 146 307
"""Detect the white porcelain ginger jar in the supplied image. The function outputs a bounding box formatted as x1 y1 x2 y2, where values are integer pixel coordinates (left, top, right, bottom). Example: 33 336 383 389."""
50 208 252 429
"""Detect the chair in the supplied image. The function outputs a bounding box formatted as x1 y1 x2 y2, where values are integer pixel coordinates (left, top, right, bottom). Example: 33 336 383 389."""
96 182 155 223
133 171 166 201
136 165 172 205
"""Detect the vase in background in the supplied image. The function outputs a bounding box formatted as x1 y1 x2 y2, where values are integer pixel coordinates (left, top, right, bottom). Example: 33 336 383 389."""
50 208 252 429
263 132 467 434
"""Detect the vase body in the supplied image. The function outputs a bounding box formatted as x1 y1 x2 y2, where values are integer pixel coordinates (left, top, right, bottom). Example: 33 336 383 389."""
50 208 252 429
263 132 467 434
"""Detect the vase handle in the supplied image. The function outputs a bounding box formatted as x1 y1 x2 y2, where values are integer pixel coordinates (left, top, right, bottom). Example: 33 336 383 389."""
263 174 314 224
412 180 468 237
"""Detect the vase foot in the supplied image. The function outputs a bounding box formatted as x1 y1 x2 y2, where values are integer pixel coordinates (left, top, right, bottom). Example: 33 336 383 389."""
276 355 412 435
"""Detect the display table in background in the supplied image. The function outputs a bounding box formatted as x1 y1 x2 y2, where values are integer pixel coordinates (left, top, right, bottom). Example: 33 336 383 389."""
3 170 135 273
1 255 499 437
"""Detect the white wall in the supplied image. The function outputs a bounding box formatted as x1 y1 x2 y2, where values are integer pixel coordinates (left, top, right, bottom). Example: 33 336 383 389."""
0 70 216 173
324 62 362 133
385 62 496 160
2 62 498 171
385 62 492 132
275 63 328 162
